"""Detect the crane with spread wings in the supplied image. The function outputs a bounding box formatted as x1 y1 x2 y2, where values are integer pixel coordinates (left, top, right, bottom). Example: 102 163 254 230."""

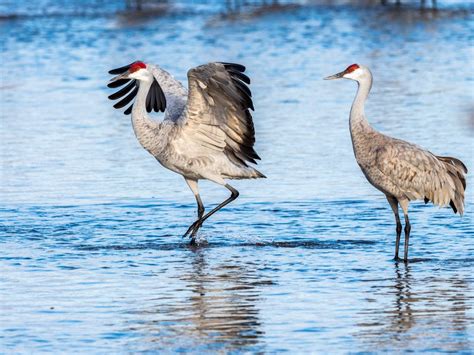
108 61 265 242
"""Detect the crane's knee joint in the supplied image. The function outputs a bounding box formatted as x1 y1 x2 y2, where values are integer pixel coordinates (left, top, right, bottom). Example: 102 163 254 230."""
225 184 239 199
198 206 205 218
404 223 411 234
396 224 402 234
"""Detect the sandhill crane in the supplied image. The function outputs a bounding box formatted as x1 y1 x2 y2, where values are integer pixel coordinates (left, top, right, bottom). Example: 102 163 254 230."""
107 61 265 243
325 64 467 262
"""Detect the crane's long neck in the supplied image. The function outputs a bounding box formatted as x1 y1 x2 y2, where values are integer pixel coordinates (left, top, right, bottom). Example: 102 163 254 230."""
131 80 161 154
349 75 374 151
350 76 372 130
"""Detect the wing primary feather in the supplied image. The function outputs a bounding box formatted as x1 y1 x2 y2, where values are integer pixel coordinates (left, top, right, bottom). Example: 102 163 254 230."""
108 62 135 75
449 200 458 213
158 84 167 112
220 62 246 72
124 104 133 115
107 78 131 89
232 78 252 97
228 69 251 84
152 79 167 112
153 82 160 112
113 86 138 109
146 85 153 113
108 80 136 100
234 83 254 110
147 81 156 112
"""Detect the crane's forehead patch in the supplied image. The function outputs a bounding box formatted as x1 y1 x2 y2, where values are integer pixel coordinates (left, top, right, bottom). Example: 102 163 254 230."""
130 61 146 72
345 64 360 73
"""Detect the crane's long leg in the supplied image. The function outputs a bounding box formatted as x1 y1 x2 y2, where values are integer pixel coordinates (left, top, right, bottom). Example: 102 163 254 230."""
184 178 205 238
183 184 239 240
386 195 402 261
403 214 411 262
399 199 411 263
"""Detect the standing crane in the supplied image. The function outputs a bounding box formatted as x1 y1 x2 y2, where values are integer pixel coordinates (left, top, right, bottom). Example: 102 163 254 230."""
107 61 265 243
325 64 467 262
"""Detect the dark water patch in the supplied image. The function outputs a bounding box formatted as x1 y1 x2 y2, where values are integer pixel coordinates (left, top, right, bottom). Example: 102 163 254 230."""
75 237 378 252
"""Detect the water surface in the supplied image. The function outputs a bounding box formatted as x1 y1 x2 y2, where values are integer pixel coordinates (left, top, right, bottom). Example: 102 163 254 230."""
1 1 473 352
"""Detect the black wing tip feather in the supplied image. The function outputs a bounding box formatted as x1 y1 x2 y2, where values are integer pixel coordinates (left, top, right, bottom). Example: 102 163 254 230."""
449 200 458 214
113 86 138 109
107 61 139 115
146 79 166 113
219 62 255 111
107 78 131 89
108 61 143 75
108 62 166 115
124 104 133 115
220 62 246 73
228 69 251 84
219 62 261 163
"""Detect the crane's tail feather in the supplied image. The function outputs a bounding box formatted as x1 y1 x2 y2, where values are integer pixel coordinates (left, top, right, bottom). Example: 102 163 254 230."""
435 156 468 215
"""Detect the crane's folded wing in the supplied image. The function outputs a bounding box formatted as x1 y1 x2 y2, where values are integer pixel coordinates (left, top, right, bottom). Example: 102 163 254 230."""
375 140 456 205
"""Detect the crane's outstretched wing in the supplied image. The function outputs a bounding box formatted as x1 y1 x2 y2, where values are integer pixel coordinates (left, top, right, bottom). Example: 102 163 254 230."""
180 62 260 167
107 62 166 115
375 139 466 212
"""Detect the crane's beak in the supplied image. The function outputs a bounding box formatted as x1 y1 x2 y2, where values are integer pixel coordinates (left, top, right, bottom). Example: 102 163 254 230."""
324 71 345 80
109 71 131 83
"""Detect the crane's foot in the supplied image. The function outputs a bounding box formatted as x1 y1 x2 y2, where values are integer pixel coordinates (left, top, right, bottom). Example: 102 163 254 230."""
393 256 401 262
183 219 203 239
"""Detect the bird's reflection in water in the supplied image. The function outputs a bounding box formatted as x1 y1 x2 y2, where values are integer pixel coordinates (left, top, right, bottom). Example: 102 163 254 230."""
392 262 414 333
356 262 472 351
125 249 271 352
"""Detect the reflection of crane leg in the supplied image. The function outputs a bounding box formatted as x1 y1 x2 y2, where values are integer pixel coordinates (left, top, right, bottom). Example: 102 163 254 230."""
387 196 402 261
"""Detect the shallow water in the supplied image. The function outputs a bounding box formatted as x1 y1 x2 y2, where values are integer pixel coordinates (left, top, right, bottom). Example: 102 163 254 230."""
1 1 473 352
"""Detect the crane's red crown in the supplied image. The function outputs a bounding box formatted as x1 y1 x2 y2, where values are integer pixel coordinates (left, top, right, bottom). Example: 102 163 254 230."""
345 64 359 73
130 61 146 73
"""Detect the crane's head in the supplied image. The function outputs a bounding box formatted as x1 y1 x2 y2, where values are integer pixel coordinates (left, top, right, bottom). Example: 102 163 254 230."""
109 61 153 83
324 64 368 81
107 61 167 115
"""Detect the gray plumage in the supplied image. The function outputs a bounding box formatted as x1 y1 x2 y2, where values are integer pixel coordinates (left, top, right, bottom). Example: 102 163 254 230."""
325 64 467 262
108 61 265 241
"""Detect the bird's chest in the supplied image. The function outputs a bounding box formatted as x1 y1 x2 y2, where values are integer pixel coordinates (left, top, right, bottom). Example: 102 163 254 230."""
352 135 377 166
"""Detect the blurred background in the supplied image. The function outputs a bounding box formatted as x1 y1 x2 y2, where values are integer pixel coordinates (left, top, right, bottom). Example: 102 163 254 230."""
1 0 473 353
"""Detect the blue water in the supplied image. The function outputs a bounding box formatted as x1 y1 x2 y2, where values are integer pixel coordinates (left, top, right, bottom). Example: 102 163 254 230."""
1 1 473 352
